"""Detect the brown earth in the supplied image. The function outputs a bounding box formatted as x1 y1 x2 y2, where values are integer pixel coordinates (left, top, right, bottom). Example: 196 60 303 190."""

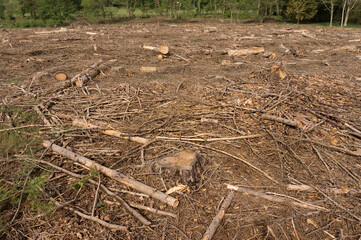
0 19 361 239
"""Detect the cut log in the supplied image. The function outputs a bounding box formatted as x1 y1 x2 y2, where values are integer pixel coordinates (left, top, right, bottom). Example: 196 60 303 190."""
140 66 157 73
43 140 179 207
228 47 264 56
143 45 169 55
55 72 67 81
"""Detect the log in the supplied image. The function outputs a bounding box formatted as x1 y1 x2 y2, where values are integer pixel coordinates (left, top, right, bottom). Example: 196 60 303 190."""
43 140 179 207
143 45 169 55
55 72 67 81
202 191 234 240
72 119 149 144
54 61 108 92
140 66 157 73
228 47 264 56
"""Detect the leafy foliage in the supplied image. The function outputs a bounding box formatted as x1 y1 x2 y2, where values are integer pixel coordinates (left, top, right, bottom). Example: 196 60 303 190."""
286 0 318 23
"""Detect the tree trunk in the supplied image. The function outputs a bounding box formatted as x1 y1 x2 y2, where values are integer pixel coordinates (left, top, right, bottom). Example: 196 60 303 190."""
276 0 280 16
330 2 334 27
341 0 346 27
344 5 351 27
257 0 261 16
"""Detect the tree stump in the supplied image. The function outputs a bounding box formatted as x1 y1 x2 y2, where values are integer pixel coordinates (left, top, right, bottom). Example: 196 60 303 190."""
155 150 204 185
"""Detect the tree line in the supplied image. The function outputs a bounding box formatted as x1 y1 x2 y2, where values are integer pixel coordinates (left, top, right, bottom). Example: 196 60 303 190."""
0 0 360 27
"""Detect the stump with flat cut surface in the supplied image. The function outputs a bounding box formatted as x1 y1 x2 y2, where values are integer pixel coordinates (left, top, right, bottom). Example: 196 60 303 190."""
156 150 204 185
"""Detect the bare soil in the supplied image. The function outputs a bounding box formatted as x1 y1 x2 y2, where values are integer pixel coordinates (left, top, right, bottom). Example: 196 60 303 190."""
1 19 361 240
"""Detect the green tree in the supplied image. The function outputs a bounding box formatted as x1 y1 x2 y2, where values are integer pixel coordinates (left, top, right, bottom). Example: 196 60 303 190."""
81 0 107 18
0 0 6 19
18 0 40 18
286 0 318 23
37 0 78 20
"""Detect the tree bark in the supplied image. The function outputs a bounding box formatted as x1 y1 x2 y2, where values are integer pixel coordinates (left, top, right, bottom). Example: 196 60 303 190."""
341 0 346 26
330 2 334 27
344 5 351 27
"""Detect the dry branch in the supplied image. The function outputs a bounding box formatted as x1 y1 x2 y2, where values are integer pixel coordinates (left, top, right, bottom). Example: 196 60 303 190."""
43 140 179 207
303 138 361 157
72 119 149 144
54 201 128 231
226 184 327 211
202 191 234 240
31 158 151 225
156 134 262 142
129 202 178 218
261 114 299 127
286 184 359 195
228 47 264 56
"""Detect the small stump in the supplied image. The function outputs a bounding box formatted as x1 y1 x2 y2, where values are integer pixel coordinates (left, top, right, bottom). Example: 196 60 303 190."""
155 150 204 185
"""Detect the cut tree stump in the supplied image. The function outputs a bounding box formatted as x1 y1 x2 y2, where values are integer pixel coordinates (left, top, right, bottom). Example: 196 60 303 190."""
155 150 204 185
228 47 265 56
143 45 169 55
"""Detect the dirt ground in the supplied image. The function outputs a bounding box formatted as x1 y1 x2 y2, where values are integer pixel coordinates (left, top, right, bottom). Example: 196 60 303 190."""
1 19 361 239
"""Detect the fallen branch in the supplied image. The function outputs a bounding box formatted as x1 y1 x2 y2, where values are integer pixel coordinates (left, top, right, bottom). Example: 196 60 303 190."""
29 158 151 225
302 138 361 157
156 134 263 142
54 201 128 231
202 191 234 240
43 140 179 207
226 184 327 211
129 202 178 218
261 114 299 127
72 119 149 144
34 105 52 126
286 184 360 195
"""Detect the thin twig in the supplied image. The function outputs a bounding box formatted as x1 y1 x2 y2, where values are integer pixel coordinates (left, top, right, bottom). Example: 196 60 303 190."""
92 174 101 216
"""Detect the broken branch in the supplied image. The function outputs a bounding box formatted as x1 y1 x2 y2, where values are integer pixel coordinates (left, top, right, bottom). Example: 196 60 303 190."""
202 191 234 240
226 184 327 211
43 140 179 207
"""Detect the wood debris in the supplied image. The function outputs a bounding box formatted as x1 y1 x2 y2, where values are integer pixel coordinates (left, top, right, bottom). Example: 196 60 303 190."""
228 47 265 56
